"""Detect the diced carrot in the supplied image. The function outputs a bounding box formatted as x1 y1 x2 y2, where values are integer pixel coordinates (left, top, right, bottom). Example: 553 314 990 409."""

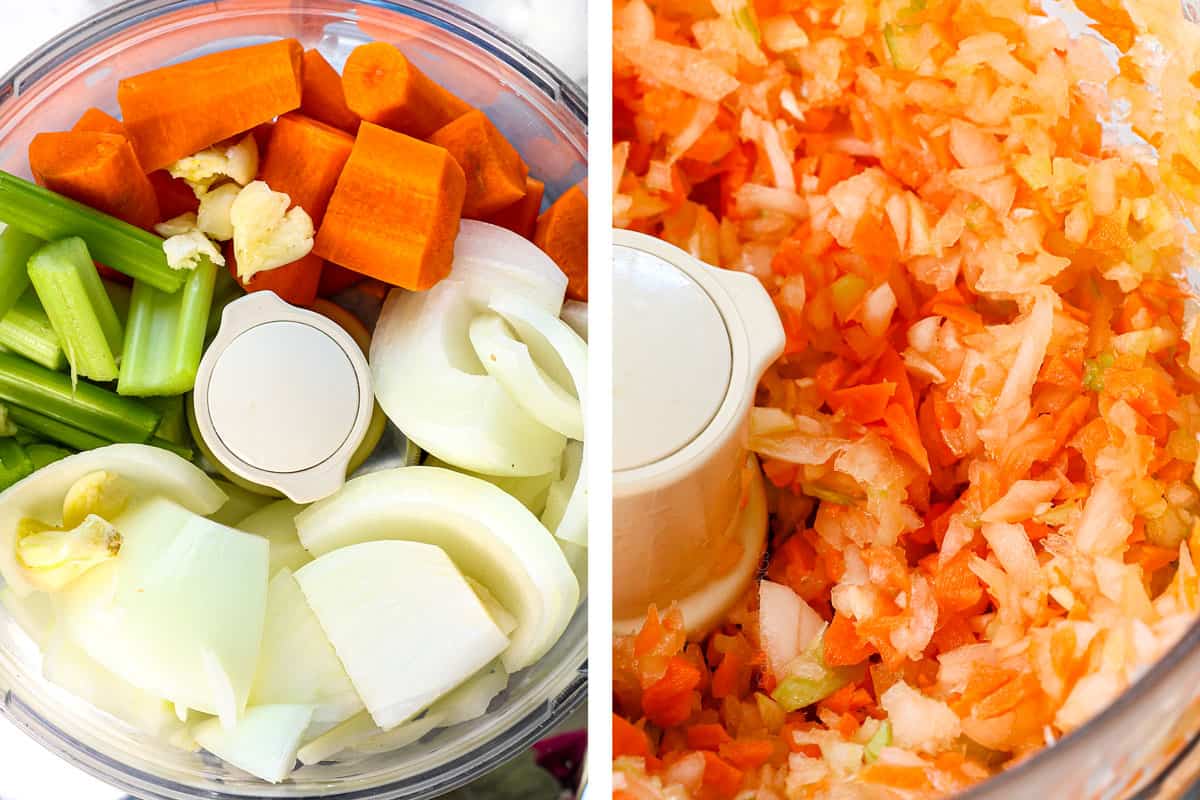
261 113 355 225
614 713 652 760
29 131 160 231
534 184 588 301
687 723 734 751
827 381 896 423
148 170 200 220
72 108 127 137
118 39 303 172
642 656 701 728
314 122 465 291
429 110 529 217
635 604 667 657
859 763 933 790
341 42 471 139
301 49 360 133
710 648 742 699
822 612 875 666
224 243 321 309
881 401 931 473
933 548 984 613
701 751 745 797
318 263 365 298
719 739 775 770
484 176 545 239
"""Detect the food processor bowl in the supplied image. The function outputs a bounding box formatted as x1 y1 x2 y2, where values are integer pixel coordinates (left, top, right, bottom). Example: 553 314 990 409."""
0 1 586 798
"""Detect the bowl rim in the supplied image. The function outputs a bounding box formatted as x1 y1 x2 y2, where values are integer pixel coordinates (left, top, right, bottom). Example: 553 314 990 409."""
0 1 588 798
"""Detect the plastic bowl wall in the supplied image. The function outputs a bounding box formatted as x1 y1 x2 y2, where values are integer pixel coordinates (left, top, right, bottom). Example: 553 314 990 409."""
0 2 587 798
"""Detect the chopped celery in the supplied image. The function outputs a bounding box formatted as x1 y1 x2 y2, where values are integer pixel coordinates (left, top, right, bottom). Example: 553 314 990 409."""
771 640 866 712
0 438 33 490
28 238 124 382
0 291 66 371
207 267 242 340
864 720 892 763
0 226 40 319
0 352 159 442
1084 351 1115 392
27 443 71 469
151 437 194 461
0 172 185 293
146 396 190 447
830 274 869 322
7 406 109 452
119 258 216 397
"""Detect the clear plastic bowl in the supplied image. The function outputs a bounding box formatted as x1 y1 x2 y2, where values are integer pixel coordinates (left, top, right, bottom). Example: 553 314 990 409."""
0 2 587 798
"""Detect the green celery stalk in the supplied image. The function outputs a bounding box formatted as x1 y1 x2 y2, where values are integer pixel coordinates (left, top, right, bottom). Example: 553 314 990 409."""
28 238 125 381
26 442 71 470
0 226 40 319
0 172 184 293
864 720 892 763
146 395 191 446
103 278 133 322
0 351 159 442
0 438 33 490
207 267 242 340
8 406 109 451
119 257 217 397
0 291 67 371
151 436 195 460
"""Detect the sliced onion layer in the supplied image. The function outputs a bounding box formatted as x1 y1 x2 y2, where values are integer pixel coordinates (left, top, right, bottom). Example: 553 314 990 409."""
295 467 578 672
193 704 314 783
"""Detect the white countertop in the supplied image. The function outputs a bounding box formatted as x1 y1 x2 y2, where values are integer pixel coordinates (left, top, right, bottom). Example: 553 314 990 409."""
0 3 584 798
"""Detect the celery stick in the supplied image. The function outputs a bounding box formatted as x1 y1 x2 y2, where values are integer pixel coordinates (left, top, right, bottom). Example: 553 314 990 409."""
0 172 184 293
103 278 132 322
0 291 67 371
0 438 32 489
28 238 124 382
207 267 242 340
119 258 217 397
151 436 194 461
0 226 40 319
146 395 191 447
7 406 109 451
27 443 71 469
0 352 159 442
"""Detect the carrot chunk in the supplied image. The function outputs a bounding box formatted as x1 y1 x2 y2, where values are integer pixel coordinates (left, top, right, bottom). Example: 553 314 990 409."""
72 108 127 137
318 263 365 297
29 131 160 231
148 170 200 220
234 113 356 305
314 122 465 290
686 723 734 751
301 49 360 133
719 739 775 770
429 110 528 218
485 176 545 239
534 183 588 301
614 713 652 760
701 752 745 797
342 42 471 139
117 39 303 172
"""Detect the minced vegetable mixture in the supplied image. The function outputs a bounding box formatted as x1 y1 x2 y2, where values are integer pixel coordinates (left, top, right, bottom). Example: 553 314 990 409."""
612 0 1200 796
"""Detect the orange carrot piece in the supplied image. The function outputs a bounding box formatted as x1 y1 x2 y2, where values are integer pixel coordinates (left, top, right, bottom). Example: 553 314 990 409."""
342 42 471 139
701 752 745 797
827 381 896 423
318 263 365 298
534 183 588 301
822 613 875 666
314 122 465 291
224 243 321 309
882 401 931 473
642 656 701 728
614 713 652 760
29 131 160 231
687 723 734 751
429 110 528 218
72 108 127 137
719 739 775 770
117 39 303 172
301 49 361 133
710 649 742 699
148 170 200 220
485 176 545 239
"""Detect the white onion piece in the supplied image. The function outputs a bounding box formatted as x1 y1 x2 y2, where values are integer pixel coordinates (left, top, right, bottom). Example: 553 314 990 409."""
559 539 587 602
294 540 508 730
43 632 180 738
370 221 571 477
206 479 271 527
297 710 376 765
491 291 587 406
561 300 588 341
0 445 226 596
350 711 446 756
759 580 824 676
372 279 565 476
452 220 567 314
469 313 584 440
295 467 578 672
58 498 268 722
543 441 586 547
1 587 54 648
193 704 314 783
423 454 558 516
437 660 509 726
250 569 363 735
237 500 312 577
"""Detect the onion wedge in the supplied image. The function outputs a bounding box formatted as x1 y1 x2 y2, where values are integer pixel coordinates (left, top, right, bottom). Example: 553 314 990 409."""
193 704 314 783
296 467 578 672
